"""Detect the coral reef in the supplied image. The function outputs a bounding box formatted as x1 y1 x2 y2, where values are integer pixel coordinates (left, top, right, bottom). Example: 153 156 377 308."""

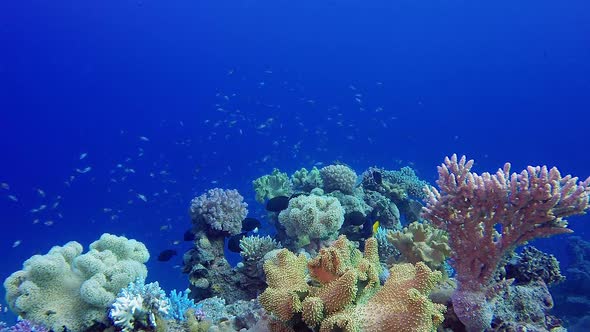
361 166 428 202
422 154 590 331
259 235 445 332
187 297 263 331
167 289 202 322
385 221 451 275
189 188 248 236
0 320 49 332
182 228 268 304
360 166 428 225
238 235 282 281
373 226 400 265
491 280 563 332
501 246 565 286
278 194 344 250
253 169 293 203
387 166 428 200
327 189 371 216
291 167 323 192
3 233 149 332
320 164 358 194
239 235 282 263
109 279 170 332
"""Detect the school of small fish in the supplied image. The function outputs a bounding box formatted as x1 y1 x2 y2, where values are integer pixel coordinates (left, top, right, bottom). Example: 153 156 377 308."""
1 69 410 251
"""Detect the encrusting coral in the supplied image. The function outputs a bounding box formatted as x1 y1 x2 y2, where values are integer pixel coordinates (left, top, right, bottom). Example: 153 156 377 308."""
259 235 445 332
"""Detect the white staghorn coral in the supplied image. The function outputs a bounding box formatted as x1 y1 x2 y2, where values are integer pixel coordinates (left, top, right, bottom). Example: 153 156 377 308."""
109 293 144 332
109 279 170 331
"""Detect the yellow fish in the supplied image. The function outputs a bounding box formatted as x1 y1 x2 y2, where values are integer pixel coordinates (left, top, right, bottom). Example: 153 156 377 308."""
372 220 380 236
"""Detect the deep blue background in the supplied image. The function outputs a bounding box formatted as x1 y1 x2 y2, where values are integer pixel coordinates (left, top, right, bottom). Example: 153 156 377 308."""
1 0 589 322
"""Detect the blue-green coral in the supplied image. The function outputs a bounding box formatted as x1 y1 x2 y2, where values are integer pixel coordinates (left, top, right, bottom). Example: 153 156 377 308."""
320 164 357 194
388 166 428 199
252 168 292 203
291 167 323 192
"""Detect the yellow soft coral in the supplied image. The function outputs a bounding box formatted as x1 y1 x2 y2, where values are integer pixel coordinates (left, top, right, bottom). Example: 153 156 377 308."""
359 262 446 332
259 236 446 332
258 249 308 322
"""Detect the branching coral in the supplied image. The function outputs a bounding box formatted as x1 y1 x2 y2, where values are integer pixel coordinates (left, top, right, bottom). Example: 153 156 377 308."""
422 154 590 330
109 279 170 332
189 188 248 236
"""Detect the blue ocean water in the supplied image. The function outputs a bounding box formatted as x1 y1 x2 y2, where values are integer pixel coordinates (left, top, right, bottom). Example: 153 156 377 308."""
1 0 589 328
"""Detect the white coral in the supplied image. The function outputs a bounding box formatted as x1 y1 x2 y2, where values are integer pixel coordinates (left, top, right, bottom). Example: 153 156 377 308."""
110 293 144 332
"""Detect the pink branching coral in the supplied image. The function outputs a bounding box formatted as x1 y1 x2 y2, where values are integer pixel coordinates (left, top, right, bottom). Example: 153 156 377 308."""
422 154 590 331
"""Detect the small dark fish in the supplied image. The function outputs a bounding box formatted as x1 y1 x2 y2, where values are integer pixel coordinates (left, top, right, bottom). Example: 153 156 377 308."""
228 233 246 253
373 171 383 185
266 196 290 212
183 229 196 241
242 218 261 232
345 211 366 226
157 249 177 262
360 218 374 238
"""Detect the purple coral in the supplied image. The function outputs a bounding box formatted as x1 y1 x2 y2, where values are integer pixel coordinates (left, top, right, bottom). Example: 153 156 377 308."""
422 154 590 330
0 320 49 332
190 188 248 236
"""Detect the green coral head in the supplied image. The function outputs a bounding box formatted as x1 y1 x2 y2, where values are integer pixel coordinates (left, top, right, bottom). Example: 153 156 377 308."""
252 168 293 203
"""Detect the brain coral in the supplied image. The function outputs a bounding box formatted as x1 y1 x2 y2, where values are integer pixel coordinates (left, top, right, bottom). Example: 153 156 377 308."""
278 195 344 246
3 233 149 332
189 188 248 236
320 165 358 194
